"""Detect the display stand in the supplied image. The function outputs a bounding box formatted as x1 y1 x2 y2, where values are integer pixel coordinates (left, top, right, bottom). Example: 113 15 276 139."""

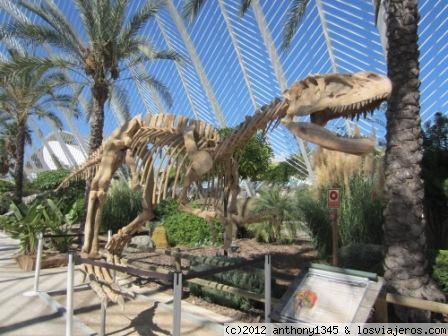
272 264 383 323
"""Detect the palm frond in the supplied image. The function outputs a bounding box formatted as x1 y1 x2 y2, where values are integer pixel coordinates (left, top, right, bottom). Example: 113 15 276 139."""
108 83 130 123
33 108 63 129
16 0 82 56
239 0 252 16
120 0 162 43
182 0 207 22
110 0 128 41
3 22 78 56
73 0 98 43
281 0 309 51
134 72 173 108
84 98 94 122
0 55 75 77
42 0 83 54
137 43 183 63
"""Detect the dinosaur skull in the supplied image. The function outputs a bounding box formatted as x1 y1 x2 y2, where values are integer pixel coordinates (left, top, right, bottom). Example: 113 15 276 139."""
282 72 392 155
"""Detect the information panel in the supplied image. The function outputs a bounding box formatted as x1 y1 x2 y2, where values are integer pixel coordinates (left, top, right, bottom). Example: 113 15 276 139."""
273 266 383 324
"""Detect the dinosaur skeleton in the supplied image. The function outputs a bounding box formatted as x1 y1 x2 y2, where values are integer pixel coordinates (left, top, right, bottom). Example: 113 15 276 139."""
58 72 391 302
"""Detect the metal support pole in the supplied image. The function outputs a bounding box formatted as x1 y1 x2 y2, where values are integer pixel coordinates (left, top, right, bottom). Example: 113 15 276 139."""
264 254 271 323
172 272 182 336
330 209 339 266
107 230 116 281
66 252 74 336
34 232 43 293
99 301 107 336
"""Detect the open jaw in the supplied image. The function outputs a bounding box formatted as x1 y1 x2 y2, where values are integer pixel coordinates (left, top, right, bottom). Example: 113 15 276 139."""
282 72 392 155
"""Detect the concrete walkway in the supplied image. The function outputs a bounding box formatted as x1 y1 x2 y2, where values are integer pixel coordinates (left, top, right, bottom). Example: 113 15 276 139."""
0 232 234 335
0 232 88 336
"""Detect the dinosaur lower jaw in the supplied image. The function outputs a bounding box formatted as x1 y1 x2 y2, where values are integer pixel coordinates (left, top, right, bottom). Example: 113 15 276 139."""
282 120 375 155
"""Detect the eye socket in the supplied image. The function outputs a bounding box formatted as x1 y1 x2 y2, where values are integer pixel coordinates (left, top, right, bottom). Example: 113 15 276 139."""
367 73 379 79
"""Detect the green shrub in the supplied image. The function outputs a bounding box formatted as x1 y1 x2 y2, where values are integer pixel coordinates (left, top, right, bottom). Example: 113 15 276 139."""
31 169 85 214
248 186 300 243
101 178 142 233
188 255 274 311
0 179 14 193
433 250 448 293
163 211 222 247
31 170 69 190
294 172 383 257
338 244 384 275
65 198 85 225
3 199 74 254
0 193 12 214
294 187 332 255
153 198 178 221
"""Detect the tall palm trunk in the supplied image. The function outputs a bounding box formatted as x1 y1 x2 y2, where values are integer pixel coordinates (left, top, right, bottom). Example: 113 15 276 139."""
13 119 26 203
383 0 445 321
89 82 109 153
80 81 109 237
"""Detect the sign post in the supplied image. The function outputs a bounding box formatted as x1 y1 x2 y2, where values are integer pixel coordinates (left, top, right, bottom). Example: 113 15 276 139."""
327 187 340 266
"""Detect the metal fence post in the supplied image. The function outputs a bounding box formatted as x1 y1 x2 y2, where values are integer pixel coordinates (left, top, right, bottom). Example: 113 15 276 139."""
99 300 107 336
34 232 44 293
172 272 182 336
66 252 74 336
107 230 112 243
265 254 271 323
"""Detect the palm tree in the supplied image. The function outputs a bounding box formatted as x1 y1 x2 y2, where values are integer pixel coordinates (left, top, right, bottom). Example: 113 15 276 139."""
1 0 180 154
0 49 76 203
183 0 309 51
382 0 445 321
0 122 32 176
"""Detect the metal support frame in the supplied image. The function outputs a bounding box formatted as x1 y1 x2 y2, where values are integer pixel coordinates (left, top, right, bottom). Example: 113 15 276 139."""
218 0 258 110
264 254 271 323
172 272 182 336
33 232 43 293
66 252 74 336
155 16 201 120
165 0 226 128
99 301 107 336
251 0 314 181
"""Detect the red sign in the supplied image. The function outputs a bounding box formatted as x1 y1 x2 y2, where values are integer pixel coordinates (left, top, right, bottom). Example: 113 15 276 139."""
327 188 340 209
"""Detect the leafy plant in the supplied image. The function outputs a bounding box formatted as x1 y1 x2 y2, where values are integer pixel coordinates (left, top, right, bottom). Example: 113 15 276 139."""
432 250 448 293
163 211 223 247
101 178 142 233
422 112 448 250
3 199 73 254
338 243 384 275
248 186 300 243
31 169 86 215
218 128 273 181
153 198 178 221
31 170 70 191
0 192 12 214
294 187 332 255
293 172 383 257
65 198 85 226
0 179 14 193
188 255 282 311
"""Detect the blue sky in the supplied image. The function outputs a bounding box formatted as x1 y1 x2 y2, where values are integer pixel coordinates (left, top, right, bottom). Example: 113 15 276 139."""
0 0 447 171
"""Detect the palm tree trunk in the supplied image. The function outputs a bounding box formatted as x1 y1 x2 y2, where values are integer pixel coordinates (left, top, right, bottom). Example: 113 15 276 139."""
13 119 26 204
89 82 109 153
383 0 445 321
80 81 109 238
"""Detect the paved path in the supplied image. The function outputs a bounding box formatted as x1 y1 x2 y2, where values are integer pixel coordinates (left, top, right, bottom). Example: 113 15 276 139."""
0 232 233 335
0 232 88 336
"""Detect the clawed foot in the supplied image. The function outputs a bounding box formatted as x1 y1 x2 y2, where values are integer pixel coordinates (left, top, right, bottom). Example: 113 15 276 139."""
80 255 137 309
